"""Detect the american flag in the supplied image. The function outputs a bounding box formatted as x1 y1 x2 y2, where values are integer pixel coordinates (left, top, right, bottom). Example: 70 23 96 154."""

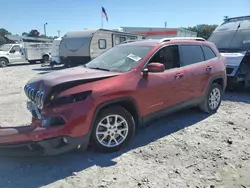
102 6 108 22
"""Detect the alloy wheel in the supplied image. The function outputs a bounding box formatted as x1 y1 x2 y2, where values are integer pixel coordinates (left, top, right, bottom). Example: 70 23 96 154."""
96 115 129 148
208 87 221 110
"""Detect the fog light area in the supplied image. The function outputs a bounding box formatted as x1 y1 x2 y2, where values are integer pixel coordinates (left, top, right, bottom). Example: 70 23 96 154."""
42 117 66 128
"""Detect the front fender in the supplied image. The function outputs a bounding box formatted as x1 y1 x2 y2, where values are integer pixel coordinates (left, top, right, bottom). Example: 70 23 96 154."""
0 55 10 62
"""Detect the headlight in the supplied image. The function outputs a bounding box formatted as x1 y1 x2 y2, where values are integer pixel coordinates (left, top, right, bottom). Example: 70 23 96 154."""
50 90 92 107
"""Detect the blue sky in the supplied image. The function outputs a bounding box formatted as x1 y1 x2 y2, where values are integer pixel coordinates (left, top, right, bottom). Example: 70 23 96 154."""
1 0 250 37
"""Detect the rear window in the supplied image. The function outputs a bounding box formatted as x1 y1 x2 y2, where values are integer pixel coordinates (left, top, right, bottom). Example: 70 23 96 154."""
180 45 204 66
202 45 217 60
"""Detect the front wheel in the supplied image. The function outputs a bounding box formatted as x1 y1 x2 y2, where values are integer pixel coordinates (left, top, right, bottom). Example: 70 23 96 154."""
0 58 8 68
90 106 136 152
199 83 222 114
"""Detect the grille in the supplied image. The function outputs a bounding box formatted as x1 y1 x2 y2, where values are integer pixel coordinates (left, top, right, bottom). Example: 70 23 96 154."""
24 84 45 109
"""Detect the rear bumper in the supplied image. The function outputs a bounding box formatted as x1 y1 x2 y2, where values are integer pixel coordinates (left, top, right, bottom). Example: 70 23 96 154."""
226 65 239 77
0 128 90 156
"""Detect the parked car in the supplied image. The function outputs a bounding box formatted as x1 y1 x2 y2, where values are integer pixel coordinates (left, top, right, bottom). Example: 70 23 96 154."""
0 37 227 156
208 15 250 89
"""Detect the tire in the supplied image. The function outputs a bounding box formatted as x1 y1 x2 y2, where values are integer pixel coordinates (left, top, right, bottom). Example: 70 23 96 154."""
199 83 222 114
42 55 49 63
0 58 8 68
90 106 136 152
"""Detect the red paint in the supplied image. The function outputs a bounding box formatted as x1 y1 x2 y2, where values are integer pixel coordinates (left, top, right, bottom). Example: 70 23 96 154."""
0 39 227 153
147 62 165 72
135 30 178 36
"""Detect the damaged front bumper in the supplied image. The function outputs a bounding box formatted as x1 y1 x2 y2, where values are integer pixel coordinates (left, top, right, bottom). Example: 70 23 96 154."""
0 133 89 157
0 101 90 156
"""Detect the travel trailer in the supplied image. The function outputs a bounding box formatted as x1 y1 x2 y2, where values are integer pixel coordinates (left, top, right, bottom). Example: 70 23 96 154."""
59 28 146 67
208 15 250 89
49 37 62 67
0 35 52 67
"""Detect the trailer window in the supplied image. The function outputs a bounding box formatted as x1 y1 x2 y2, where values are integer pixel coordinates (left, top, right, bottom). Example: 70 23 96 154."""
128 36 137 40
98 39 106 49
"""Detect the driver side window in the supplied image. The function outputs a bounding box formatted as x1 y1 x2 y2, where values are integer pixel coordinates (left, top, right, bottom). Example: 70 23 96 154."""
149 45 180 70
11 45 20 53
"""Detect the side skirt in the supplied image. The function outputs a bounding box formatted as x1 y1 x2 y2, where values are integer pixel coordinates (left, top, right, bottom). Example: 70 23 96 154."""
140 97 204 126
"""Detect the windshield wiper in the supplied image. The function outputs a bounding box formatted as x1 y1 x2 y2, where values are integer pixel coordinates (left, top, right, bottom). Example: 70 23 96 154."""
87 67 110 71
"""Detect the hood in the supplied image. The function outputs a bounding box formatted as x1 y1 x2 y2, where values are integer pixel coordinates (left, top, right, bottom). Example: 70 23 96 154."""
0 51 8 56
28 66 121 86
221 51 247 67
25 66 121 101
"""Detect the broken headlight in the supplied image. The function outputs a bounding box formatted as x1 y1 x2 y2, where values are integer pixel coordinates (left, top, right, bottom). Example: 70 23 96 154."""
50 90 92 107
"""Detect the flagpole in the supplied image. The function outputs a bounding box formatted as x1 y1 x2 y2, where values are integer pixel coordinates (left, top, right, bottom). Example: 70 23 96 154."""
101 6 103 28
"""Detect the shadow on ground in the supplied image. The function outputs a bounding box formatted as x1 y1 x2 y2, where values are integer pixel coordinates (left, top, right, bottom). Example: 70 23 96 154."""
223 89 250 104
0 108 210 188
7 62 41 67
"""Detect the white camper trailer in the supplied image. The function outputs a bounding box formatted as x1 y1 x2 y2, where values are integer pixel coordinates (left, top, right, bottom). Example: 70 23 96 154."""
59 28 146 67
50 37 62 67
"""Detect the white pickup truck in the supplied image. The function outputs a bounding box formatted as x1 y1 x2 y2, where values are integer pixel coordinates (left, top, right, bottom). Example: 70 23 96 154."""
0 43 52 68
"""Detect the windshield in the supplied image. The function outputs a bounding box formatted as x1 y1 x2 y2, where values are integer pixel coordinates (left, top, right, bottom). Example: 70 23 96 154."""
208 29 250 52
85 45 154 72
0 44 12 52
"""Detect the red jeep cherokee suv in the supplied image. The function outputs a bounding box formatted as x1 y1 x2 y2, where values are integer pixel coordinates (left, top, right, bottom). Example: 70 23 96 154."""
0 37 227 156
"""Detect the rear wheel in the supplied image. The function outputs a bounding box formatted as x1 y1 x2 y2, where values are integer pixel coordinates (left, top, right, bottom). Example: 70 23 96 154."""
0 58 8 68
42 55 49 63
90 106 136 152
199 83 222 113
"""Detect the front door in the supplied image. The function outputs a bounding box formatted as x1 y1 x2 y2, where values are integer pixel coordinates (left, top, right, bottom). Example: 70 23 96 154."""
8 45 22 63
136 45 187 116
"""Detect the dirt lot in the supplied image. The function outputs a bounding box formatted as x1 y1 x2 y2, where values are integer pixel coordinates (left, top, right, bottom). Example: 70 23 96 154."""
0 63 249 188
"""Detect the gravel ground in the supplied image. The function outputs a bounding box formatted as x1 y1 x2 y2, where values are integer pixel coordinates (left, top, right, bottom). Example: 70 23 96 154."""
0 63 249 188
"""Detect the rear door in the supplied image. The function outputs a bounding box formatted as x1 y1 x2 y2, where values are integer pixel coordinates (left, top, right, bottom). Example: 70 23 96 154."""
179 44 214 99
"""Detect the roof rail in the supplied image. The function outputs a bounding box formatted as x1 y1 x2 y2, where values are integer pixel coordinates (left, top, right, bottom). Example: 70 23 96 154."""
158 37 206 43
225 15 250 21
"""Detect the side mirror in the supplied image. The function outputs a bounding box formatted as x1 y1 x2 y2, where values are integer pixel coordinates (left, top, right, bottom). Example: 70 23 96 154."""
10 49 15 53
142 62 165 77
143 62 165 73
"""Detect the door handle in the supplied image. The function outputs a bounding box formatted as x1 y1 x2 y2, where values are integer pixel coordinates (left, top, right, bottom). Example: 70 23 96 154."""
206 66 212 71
175 73 184 79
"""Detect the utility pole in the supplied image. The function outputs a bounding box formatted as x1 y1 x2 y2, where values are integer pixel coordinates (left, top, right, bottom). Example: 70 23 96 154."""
57 30 61 37
44 22 48 36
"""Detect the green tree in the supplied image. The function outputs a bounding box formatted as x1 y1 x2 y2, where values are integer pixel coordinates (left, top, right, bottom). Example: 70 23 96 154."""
183 24 218 39
0 28 12 46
